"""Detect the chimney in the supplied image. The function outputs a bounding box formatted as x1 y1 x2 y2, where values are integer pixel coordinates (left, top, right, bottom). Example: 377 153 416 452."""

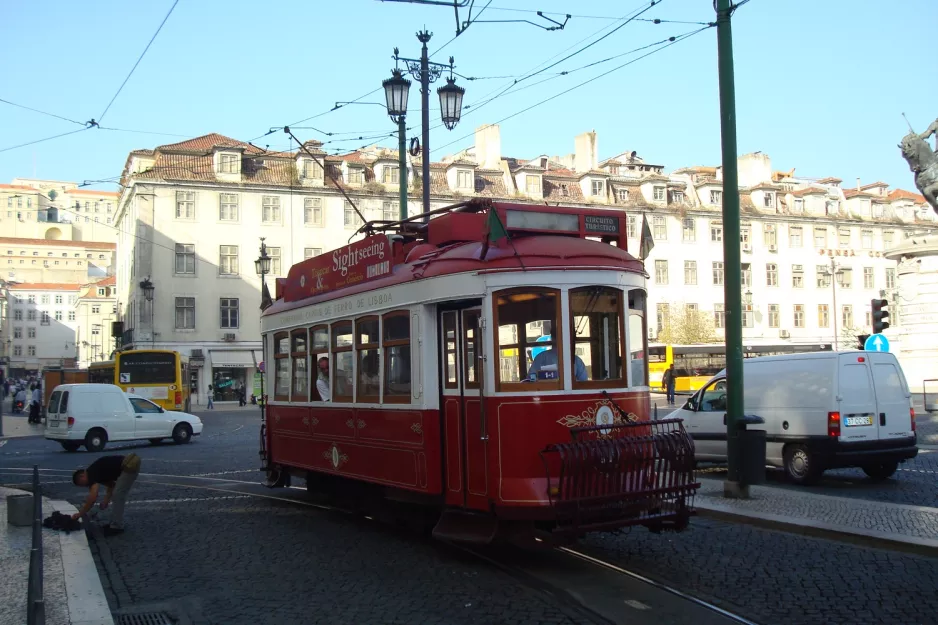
474 124 501 170
574 131 598 174
856 177 860 192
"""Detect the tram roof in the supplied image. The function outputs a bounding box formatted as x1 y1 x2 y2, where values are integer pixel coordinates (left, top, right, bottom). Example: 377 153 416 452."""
264 199 644 315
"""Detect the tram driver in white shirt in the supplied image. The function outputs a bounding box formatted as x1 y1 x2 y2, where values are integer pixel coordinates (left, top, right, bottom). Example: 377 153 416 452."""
316 357 330 402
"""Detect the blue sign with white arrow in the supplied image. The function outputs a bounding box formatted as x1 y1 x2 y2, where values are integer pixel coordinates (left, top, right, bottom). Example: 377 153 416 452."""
864 334 890 352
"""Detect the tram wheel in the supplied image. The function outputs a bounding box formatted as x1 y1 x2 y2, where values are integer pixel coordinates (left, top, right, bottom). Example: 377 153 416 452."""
264 467 289 488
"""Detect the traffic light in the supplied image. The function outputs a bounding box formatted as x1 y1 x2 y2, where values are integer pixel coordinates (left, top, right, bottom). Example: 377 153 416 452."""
857 334 870 350
871 299 889 334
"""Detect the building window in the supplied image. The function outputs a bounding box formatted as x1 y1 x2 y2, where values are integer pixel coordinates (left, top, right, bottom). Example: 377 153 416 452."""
712 261 724 285
13 346 21 357
682 218 695 242
657 303 670 336
219 193 239 221
818 304 830 328
91 305 100 314
303 159 323 180
842 305 853 328
711 221 723 242
627 216 637 238
838 228 851 247
382 201 399 221
653 186 665 201
383 312 412 400
768 304 780 328
670 190 684 204
14 310 22 321
220 298 239 329
559 184 570 197
766 263 778 286
344 201 361 227
41 295 49 304
304 247 321 259
218 153 239 174
525 175 541 194
790 226 803 247
618 189 629 202
792 265 804 288
764 224 777 246
652 215 667 240
886 268 895 289
883 230 894 247
262 196 281 222
175 244 195 274
268 247 281 275
331 321 354 401
302 197 323 225
714 304 725 329
28 327 36 338
383 166 400 185
175 297 196 329
175 191 195 219
826 200 838 215
41 312 50 325
742 304 754 328
793 198 804 213
865 311 873 327
710 190 722 205
817 265 831 288
840 268 852 289
55 295 62 304
863 267 874 289
68 311 75 322
591 180 604 196
684 260 697 285
814 227 827 248
13 327 22 339
54 311 62 321
348 168 364 185
655 260 668 284
27 310 35 321
740 225 751 244
861 229 873 249
219 245 239 275
763 193 774 208
794 304 805 328
28 346 36 356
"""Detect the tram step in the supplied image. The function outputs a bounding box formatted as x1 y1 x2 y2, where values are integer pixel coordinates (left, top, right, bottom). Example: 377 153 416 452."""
432 509 498 544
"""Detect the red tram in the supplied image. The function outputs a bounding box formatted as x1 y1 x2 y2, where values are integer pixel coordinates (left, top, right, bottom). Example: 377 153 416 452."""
259 199 698 542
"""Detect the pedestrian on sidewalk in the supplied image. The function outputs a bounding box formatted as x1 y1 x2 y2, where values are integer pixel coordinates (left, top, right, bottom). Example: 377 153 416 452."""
71 453 142 535
28 384 41 424
207 384 214 409
238 385 246 407
664 364 676 405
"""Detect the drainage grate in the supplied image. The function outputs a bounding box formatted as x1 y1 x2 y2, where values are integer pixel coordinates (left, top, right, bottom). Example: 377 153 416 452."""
116 613 173 625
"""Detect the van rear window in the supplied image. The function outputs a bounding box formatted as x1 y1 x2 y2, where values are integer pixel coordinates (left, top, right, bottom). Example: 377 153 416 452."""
48 391 61 414
60 391 69 412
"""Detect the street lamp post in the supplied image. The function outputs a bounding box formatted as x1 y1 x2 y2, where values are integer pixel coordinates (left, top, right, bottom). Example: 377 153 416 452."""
389 32 465 222
139 278 155 347
382 69 411 221
822 259 845 350
255 238 272 452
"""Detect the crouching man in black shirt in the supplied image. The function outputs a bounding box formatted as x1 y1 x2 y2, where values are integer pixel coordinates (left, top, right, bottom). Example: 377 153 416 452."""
72 453 142 535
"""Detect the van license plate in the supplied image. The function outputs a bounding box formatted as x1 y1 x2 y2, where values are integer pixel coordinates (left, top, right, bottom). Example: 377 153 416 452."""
845 415 874 427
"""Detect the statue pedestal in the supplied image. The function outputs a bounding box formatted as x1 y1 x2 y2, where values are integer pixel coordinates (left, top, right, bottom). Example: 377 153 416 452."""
885 234 938 392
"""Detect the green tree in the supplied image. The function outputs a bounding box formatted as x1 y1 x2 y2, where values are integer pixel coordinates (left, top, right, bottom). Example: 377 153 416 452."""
658 304 720 345
48 189 57 201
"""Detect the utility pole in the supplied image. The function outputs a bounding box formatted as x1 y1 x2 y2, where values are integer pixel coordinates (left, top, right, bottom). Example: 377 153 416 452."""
716 0 747 498
398 116 408 220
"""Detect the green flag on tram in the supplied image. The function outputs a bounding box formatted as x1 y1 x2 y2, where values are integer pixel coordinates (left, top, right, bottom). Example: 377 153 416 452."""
639 213 655 261
481 208 509 260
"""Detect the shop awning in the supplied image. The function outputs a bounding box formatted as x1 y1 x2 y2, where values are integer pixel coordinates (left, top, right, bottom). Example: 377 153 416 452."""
209 350 261 368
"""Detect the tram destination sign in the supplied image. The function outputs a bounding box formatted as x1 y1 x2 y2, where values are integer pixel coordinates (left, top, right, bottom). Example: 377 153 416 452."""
284 234 393 302
583 214 619 234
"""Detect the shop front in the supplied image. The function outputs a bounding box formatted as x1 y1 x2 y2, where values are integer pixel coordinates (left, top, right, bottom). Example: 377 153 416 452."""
209 349 261 402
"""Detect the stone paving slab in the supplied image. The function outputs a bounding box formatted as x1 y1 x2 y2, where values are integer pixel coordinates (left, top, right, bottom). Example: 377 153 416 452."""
1 414 45 439
695 479 938 556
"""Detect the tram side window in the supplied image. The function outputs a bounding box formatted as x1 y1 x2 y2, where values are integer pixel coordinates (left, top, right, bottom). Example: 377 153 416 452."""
310 325 329 401
274 332 290 400
291 329 308 402
383 311 411 401
463 310 481 389
356 317 380 402
628 289 649 387
332 321 354 402
495 288 562 390
442 312 458 389
569 286 624 386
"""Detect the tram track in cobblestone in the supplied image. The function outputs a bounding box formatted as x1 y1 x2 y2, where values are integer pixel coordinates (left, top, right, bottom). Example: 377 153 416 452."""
2 466 758 624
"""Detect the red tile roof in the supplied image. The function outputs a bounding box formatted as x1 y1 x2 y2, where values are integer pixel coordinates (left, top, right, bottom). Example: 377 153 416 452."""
0 184 40 192
77 276 116 299
157 133 267 154
842 189 873 199
887 188 927 204
817 177 842 184
790 187 828 197
860 181 888 190
0 237 115 249
8 282 82 291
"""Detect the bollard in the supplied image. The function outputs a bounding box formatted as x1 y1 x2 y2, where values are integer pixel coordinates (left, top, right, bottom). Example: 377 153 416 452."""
26 464 44 625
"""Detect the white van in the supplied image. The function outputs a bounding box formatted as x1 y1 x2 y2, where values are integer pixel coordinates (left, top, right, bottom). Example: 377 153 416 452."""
667 351 917 485
45 383 204 452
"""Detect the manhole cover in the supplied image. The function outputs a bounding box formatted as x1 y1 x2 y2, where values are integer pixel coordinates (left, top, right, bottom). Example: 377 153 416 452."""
116 613 173 625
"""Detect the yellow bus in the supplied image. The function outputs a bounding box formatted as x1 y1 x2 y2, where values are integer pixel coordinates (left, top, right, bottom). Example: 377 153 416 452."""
87 350 191 412
649 342 834 393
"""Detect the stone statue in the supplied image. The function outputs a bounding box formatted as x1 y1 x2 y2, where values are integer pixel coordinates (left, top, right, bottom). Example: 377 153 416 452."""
899 117 938 214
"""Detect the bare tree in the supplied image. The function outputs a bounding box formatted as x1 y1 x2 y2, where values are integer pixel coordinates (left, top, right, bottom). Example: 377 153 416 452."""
657 304 720 345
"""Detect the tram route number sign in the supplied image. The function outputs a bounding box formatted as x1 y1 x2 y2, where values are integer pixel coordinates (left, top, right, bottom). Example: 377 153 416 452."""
583 214 619 234
284 234 393 302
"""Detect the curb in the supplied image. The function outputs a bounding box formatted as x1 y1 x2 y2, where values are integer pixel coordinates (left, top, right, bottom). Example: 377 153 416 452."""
47 499 115 625
695 500 938 559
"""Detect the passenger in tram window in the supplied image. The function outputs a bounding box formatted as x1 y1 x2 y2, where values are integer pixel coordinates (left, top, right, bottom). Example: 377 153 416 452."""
358 351 380 397
316 357 330 402
529 346 588 381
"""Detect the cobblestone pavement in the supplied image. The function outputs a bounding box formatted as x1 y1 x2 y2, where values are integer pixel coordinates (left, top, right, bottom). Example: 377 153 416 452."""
580 518 938 625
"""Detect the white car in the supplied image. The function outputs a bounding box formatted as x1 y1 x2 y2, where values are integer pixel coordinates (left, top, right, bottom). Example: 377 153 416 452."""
45 383 204 452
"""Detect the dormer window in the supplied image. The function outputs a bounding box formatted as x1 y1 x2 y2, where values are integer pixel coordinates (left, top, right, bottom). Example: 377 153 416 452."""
670 190 684 204
348 167 364 185
382 166 400 184
218 153 239 174
560 184 570 197
826 200 838 215
525 175 541 194
302 159 323 180
456 170 473 189
763 193 774 208
617 189 629 202
653 186 665 201
793 199 804 213
710 190 723 205
860 200 872 217
591 180 604 197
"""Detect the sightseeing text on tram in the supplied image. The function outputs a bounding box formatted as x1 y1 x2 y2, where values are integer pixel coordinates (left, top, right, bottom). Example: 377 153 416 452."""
284 234 393 302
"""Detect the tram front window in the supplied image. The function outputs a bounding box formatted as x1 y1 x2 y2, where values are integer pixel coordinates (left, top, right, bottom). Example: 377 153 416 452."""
570 286 623 385
628 289 649 387
495 288 562 389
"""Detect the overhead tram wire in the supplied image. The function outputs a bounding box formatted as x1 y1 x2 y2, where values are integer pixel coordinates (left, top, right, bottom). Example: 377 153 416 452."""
430 24 714 156
0 127 91 154
0 98 86 127
97 0 180 123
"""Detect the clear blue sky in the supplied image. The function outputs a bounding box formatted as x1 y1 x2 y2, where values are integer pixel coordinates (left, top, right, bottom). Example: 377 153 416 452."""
1 0 935 191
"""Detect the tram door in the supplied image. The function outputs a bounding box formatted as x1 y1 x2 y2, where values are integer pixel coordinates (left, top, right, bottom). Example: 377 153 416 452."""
440 305 489 510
